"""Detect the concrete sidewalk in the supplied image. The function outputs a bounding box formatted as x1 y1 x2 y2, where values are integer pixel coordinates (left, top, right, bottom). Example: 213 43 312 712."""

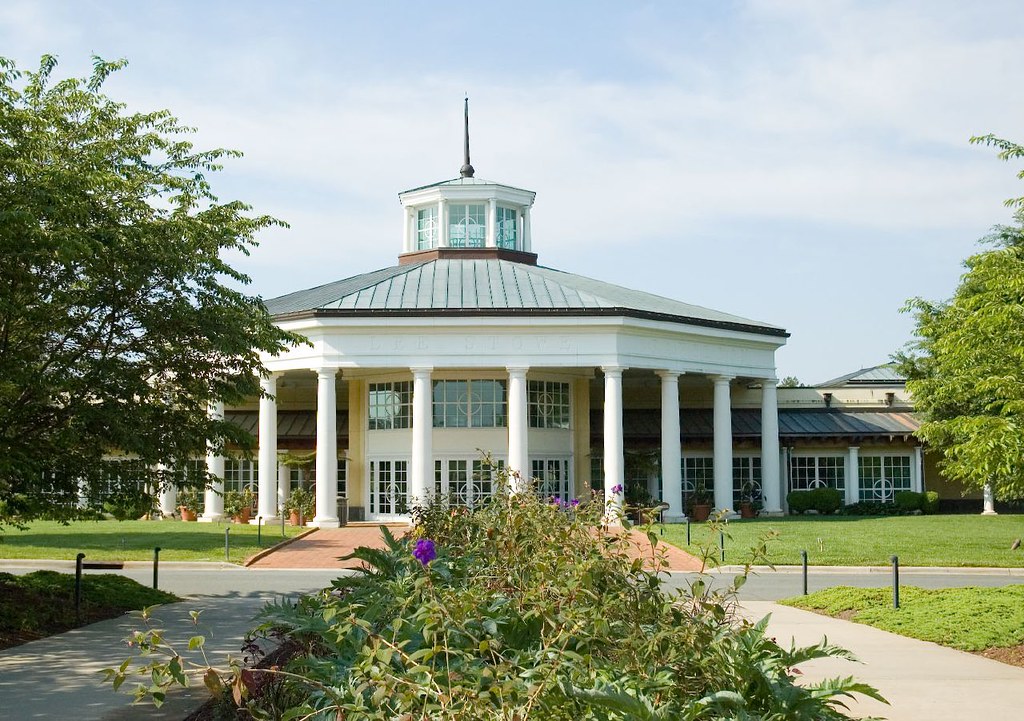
744 601 1024 720
0 594 271 721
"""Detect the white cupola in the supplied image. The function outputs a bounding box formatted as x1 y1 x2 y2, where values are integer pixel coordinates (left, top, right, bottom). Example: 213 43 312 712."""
397 99 537 264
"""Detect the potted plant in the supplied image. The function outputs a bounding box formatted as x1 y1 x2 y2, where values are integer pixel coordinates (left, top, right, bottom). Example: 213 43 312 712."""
223 487 254 524
284 486 314 526
688 484 713 522
738 481 762 519
178 487 202 522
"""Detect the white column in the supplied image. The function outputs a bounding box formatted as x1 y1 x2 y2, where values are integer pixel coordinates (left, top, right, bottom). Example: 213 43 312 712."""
913 446 924 493
846 446 860 506
486 198 497 248
507 366 529 493
411 367 433 508
256 372 280 522
200 401 225 522
403 207 414 253
438 199 449 248
982 484 997 515
158 466 176 518
313 368 340 527
761 379 782 514
602 366 626 521
278 454 291 514
522 206 532 252
711 375 734 512
657 371 684 522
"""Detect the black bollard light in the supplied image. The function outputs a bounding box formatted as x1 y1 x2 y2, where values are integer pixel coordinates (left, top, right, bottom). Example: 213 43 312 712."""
224 527 230 563
891 555 900 609
719 529 725 562
75 552 85 624
153 547 161 590
686 518 691 545
281 512 286 538
257 516 263 547
800 549 808 595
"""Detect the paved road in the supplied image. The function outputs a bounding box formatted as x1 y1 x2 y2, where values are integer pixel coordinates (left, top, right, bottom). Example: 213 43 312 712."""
6 559 1020 601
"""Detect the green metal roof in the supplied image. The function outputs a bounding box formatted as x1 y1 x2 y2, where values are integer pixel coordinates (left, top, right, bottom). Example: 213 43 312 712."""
265 258 787 337
816 364 905 388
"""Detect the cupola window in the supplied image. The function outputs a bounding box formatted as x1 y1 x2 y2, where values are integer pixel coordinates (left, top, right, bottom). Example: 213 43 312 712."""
417 207 438 250
448 203 486 248
496 206 517 249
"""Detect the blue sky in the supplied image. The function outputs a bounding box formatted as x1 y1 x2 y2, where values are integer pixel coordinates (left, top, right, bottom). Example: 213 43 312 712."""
3 1 1023 383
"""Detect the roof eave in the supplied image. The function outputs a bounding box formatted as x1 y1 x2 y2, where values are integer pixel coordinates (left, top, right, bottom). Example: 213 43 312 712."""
270 306 790 338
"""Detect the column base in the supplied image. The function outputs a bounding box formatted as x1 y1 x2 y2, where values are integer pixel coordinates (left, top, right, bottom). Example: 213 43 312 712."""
662 513 688 524
249 515 278 524
198 513 224 523
313 517 340 528
981 509 999 516
759 509 785 517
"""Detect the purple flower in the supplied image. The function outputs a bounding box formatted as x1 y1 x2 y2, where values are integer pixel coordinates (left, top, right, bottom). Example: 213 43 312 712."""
552 497 563 507
611 484 623 495
570 498 580 507
413 538 437 565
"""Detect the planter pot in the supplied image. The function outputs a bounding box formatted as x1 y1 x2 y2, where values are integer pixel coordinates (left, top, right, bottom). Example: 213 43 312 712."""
289 511 304 526
739 502 757 519
232 508 251 524
690 503 712 522
179 507 197 522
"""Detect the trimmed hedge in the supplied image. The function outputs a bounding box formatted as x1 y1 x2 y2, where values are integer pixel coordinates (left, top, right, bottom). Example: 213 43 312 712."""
895 491 924 513
787 487 842 515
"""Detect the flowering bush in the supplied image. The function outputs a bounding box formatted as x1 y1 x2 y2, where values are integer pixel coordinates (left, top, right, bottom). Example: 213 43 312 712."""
108 468 883 719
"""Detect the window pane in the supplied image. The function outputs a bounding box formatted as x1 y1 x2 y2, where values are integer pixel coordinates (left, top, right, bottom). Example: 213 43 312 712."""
497 206 517 249
417 207 437 250
448 204 486 248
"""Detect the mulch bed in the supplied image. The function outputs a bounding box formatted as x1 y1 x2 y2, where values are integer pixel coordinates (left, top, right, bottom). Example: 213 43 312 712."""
976 645 1024 668
0 580 129 651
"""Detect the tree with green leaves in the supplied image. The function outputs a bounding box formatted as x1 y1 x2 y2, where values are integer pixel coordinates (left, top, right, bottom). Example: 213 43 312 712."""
0 56 300 523
898 135 1024 500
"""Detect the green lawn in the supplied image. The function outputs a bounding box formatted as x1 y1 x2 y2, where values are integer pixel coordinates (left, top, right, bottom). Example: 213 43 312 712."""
781 585 1024 652
660 514 1024 567
0 519 307 564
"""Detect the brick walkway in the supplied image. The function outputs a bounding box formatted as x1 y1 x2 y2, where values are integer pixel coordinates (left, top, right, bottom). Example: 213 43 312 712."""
248 525 703 572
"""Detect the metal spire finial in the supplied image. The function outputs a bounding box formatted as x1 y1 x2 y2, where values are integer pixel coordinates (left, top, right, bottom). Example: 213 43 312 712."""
460 95 475 178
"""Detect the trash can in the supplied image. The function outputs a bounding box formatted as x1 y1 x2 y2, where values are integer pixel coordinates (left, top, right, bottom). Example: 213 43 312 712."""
336 496 348 526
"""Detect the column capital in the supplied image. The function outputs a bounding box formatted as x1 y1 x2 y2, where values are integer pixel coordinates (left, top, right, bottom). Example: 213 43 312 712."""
761 377 778 387
506 365 529 376
410 365 433 377
655 370 681 381
311 367 339 379
710 374 735 384
601 365 627 377
848 445 860 451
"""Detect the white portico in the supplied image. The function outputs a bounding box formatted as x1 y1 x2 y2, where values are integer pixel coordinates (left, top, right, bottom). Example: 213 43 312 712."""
240 106 788 525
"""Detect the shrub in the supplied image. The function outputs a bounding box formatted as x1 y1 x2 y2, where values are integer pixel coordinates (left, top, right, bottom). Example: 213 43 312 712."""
787 490 814 514
110 470 883 719
922 490 940 514
102 487 155 521
895 491 924 512
809 487 843 514
788 487 842 515
837 500 905 516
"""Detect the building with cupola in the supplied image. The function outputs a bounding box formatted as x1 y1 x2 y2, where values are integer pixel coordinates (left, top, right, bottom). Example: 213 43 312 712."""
185 106 941 526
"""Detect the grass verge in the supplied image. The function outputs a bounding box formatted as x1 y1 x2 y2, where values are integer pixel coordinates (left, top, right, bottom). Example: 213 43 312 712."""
0 570 180 650
781 585 1024 666
660 514 1024 567
0 519 308 563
